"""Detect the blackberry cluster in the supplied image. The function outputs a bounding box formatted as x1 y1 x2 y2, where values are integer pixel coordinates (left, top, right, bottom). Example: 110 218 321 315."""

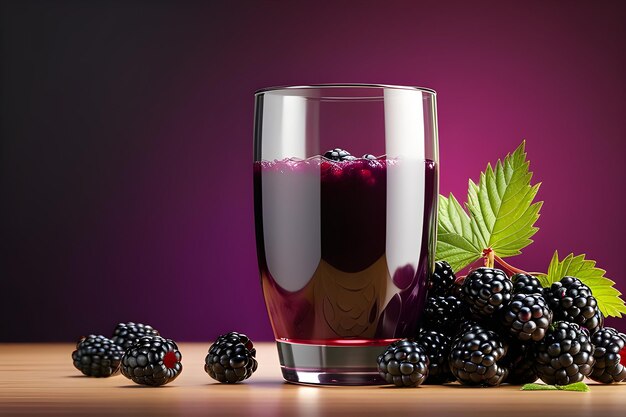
460 268 513 316
413 262 617 387
112 322 160 349
448 323 509 386
416 330 454 384
500 293 553 342
72 335 124 377
511 273 543 295
323 148 356 161
543 277 603 334
589 327 626 383
121 336 182 386
534 321 595 385
429 261 456 296
205 332 258 383
377 340 429 387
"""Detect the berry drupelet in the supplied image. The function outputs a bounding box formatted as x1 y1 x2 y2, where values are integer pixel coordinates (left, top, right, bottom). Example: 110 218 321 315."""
72 335 124 377
543 276 603 334
205 332 258 383
416 330 454 384
460 268 513 317
121 336 182 386
589 327 626 383
500 293 552 342
112 322 160 349
448 323 509 386
534 321 595 385
377 339 429 387
511 273 543 295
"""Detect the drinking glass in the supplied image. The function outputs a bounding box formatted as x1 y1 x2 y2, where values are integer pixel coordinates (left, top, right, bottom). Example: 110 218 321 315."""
253 84 439 385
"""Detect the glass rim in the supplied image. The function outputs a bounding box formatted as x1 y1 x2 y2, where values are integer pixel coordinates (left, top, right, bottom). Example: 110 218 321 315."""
254 83 436 96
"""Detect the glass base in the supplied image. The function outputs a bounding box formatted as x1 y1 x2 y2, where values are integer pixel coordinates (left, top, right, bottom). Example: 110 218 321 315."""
276 340 391 386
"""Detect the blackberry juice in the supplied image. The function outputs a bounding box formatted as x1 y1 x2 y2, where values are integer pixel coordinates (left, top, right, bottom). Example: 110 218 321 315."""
254 155 438 383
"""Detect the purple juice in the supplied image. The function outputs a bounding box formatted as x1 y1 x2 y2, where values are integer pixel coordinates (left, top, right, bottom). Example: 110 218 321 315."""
254 156 438 347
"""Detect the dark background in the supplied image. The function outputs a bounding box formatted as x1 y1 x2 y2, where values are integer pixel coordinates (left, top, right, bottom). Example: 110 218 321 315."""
2 0 625 342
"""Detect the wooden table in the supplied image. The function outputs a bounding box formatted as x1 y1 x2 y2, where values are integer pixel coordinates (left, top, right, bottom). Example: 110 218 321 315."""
1 343 625 416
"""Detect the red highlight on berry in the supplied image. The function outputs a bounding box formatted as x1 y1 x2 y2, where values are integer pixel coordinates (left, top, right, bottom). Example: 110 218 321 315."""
163 351 178 369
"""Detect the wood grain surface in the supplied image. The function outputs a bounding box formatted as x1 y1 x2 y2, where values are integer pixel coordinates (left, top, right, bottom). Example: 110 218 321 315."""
1 343 625 416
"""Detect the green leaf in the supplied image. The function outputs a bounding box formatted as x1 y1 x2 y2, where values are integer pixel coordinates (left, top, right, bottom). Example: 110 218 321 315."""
557 382 590 392
521 383 558 391
537 251 626 318
466 141 543 258
435 194 482 271
521 382 590 392
435 141 543 272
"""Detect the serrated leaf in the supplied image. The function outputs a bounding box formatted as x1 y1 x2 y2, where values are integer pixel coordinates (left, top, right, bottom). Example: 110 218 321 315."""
466 141 543 257
435 194 482 272
537 251 626 318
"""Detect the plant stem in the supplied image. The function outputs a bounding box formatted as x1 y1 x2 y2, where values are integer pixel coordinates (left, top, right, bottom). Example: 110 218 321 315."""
494 255 527 274
482 248 495 268
493 255 546 276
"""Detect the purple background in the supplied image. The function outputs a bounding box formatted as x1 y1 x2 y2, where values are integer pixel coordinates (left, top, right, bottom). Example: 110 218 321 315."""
1 0 625 342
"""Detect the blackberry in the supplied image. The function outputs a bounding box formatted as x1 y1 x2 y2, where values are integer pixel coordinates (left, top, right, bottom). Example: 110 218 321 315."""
112 322 160 349
449 323 509 386
416 330 454 384
121 336 182 386
429 260 456 296
543 276 603 334
71 335 123 377
323 148 356 161
363 154 377 160
500 293 552 342
503 341 538 384
377 339 429 387
534 321 595 385
511 273 543 295
589 327 626 383
460 268 513 317
205 332 258 383
422 295 466 333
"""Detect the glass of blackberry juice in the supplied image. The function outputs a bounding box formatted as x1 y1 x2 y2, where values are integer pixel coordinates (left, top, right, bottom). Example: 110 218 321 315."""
253 84 439 385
